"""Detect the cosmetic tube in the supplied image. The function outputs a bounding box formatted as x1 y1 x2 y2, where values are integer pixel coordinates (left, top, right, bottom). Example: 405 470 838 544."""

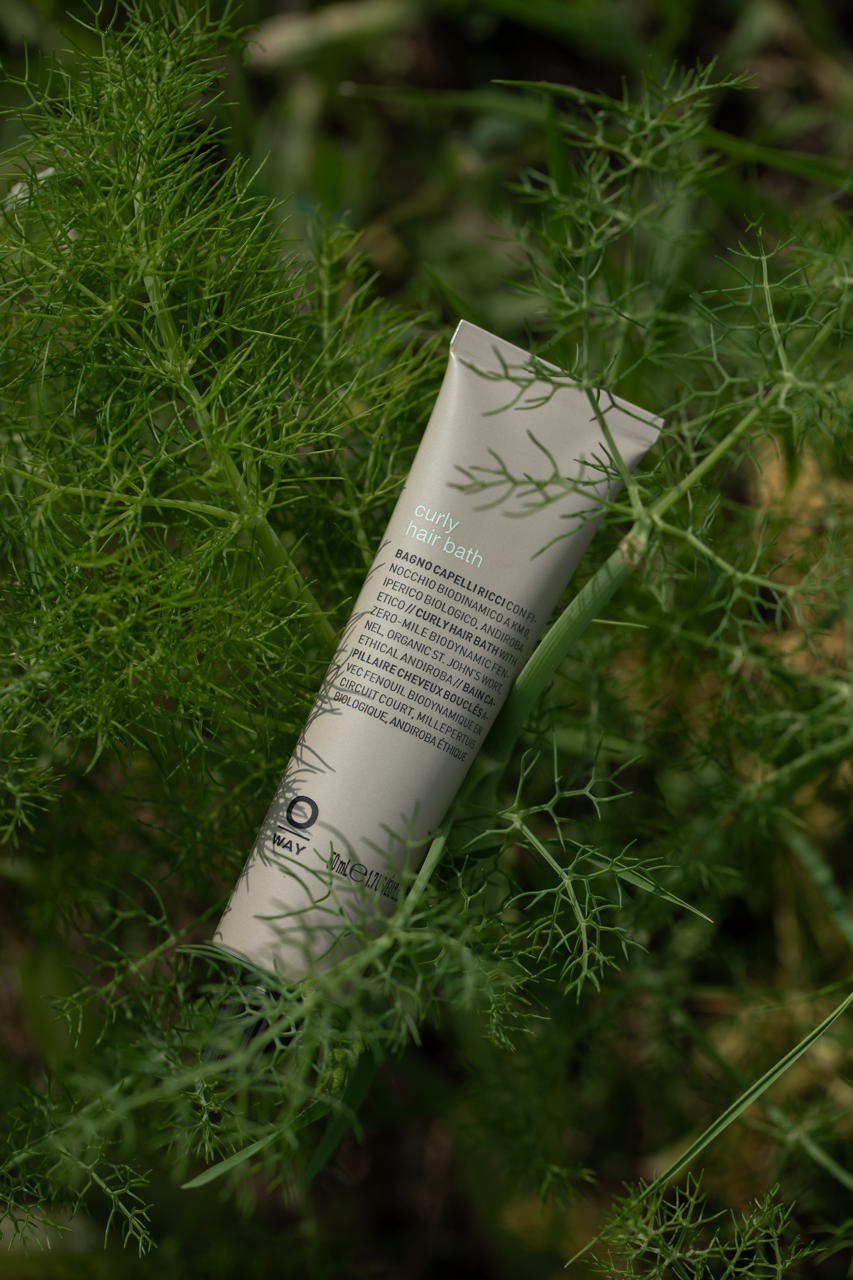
214 322 660 980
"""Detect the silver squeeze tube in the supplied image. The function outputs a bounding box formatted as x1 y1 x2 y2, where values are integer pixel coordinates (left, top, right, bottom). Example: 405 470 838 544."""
214 322 660 979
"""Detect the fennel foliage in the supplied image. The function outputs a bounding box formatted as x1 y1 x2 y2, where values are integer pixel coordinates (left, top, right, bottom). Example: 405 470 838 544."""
3 5 853 1265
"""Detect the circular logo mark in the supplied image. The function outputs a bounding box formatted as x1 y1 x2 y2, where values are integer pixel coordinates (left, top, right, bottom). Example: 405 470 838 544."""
286 795 319 830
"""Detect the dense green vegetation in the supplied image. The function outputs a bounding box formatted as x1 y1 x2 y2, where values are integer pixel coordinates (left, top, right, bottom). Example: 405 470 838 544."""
5 1 853 1276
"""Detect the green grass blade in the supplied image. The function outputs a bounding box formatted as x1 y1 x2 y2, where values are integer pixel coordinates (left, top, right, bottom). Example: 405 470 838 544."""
545 97 571 195
181 1132 278 1190
567 986 853 1266
645 988 853 1188
301 1049 378 1187
355 80 853 196
491 78 614 111
782 826 853 953
486 546 634 766
698 125 853 193
669 1003 853 1195
425 266 488 329
181 1097 333 1190
503 80 853 193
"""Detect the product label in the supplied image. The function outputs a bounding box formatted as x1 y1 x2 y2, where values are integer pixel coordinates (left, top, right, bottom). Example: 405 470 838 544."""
325 547 535 766
213 321 661 979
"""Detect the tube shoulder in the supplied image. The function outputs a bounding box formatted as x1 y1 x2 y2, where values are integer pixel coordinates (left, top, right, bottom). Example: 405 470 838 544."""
449 320 663 437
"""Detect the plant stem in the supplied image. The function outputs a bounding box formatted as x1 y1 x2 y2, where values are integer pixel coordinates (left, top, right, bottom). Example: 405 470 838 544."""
566 985 853 1268
782 825 853 953
411 304 844 891
650 305 841 524
400 815 453 913
141 262 336 653
485 538 639 769
669 1001 853 1193
409 541 637 882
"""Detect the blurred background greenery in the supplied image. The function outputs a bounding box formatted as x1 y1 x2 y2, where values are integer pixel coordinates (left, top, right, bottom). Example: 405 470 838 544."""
5 0 853 1276
5 0 853 339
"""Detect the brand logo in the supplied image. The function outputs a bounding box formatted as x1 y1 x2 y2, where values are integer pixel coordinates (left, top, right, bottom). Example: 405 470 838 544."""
285 795 319 830
272 794 319 860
